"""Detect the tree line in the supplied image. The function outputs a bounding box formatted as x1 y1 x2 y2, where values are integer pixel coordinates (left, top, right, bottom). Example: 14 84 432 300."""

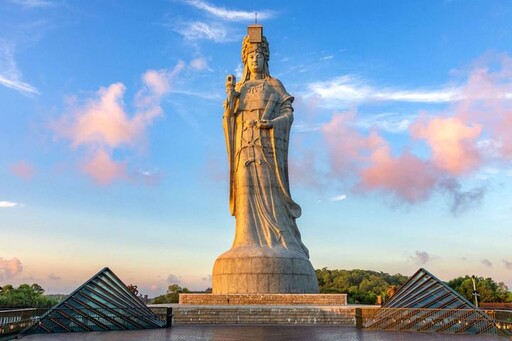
316 268 512 305
0 284 58 308
2 269 511 307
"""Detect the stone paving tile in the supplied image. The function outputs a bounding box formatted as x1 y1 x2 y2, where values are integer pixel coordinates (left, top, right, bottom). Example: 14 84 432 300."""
21 325 506 341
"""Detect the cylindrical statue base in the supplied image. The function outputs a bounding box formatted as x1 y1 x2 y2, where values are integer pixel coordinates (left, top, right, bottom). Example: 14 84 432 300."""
212 246 319 294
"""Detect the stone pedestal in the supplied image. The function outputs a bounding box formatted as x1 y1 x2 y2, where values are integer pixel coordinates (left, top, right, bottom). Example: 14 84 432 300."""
179 293 347 305
212 246 319 294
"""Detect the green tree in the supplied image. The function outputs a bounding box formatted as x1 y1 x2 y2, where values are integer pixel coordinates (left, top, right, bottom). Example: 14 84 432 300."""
0 283 57 308
152 284 190 304
315 268 408 304
447 276 512 303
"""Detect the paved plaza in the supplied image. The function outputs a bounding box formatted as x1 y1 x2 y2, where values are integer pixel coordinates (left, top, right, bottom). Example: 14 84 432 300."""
21 325 506 341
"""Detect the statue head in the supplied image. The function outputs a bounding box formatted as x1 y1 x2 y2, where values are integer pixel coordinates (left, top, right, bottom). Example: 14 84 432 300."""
241 35 270 81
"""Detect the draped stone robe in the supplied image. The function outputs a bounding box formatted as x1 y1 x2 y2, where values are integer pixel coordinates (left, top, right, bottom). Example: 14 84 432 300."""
223 77 309 258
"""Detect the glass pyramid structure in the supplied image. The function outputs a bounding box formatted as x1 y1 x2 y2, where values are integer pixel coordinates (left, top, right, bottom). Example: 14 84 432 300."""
364 268 502 335
22 267 166 335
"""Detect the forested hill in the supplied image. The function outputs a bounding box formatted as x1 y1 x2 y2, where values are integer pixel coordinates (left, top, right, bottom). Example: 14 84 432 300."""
315 268 512 305
315 268 408 304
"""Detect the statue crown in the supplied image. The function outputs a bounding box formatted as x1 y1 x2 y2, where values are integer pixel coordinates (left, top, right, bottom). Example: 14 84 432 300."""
242 25 270 64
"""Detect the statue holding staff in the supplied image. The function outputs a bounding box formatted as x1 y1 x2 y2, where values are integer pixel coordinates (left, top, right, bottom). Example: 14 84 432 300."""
213 25 318 294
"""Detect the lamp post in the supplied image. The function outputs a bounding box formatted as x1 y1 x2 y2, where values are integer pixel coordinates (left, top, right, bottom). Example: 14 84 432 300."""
471 275 479 308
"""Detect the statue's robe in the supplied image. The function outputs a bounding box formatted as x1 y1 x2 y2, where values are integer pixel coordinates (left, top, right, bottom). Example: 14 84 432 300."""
223 77 309 257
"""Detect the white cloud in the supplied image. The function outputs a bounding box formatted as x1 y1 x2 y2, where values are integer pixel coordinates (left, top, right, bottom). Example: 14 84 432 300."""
7 0 54 8
172 21 230 42
0 42 39 95
184 0 275 22
320 55 334 61
304 75 461 108
355 112 414 133
0 201 19 208
329 194 347 202
190 57 208 71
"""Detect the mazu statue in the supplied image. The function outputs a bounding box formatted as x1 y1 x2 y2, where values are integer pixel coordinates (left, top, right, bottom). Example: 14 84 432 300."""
212 25 319 294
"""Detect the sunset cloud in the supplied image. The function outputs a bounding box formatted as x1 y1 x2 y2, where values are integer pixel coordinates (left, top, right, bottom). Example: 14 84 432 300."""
167 273 181 284
504 260 512 270
48 273 61 280
411 116 482 175
0 257 23 280
359 147 439 203
52 63 184 184
82 149 127 185
482 258 493 267
313 53 512 210
411 251 430 265
10 160 36 180
322 112 439 203
322 112 386 178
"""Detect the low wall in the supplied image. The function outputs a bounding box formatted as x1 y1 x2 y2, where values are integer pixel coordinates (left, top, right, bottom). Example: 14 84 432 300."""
172 305 357 325
480 303 512 310
179 294 347 306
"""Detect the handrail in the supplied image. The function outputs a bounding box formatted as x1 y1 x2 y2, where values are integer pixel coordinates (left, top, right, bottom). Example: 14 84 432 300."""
357 307 512 336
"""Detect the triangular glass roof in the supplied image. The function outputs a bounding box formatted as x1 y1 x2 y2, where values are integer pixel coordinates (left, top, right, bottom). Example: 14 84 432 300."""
364 268 503 335
383 267 476 309
22 267 165 335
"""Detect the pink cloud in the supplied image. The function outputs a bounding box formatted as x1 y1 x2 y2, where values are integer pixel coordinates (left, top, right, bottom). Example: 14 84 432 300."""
411 116 482 175
10 160 35 180
53 83 145 149
322 112 385 177
82 149 126 185
411 251 430 265
504 260 512 270
0 257 23 281
316 53 512 209
322 113 439 203
52 63 184 184
358 145 439 203
455 54 512 160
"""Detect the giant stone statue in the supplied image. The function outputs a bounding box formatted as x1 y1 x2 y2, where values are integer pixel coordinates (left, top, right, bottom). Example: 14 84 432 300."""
212 25 319 294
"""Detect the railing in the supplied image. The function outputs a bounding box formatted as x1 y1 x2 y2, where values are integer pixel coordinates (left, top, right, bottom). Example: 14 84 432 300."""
355 307 512 336
0 308 47 337
0 306 171 338
493 309 512 334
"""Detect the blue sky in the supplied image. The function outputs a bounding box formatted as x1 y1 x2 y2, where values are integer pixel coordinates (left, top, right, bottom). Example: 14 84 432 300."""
1 0 512 295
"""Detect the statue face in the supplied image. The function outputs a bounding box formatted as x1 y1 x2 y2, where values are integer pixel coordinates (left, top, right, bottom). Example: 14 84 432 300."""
247 51 264 75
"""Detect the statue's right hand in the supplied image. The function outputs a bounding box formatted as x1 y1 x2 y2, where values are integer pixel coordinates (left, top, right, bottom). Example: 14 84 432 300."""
257 120 273 129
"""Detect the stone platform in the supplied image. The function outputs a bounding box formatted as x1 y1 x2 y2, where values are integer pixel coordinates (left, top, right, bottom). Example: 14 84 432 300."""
162 304 365 325
179 293 347 306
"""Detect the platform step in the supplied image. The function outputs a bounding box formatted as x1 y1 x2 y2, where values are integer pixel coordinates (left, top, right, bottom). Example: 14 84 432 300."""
172 306 356 325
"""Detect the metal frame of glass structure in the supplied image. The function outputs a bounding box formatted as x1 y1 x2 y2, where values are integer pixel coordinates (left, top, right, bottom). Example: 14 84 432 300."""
21 267 167 335
363 268 508 335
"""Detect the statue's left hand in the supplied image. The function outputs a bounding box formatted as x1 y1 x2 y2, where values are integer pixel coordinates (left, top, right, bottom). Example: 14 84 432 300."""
257 120 273 129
